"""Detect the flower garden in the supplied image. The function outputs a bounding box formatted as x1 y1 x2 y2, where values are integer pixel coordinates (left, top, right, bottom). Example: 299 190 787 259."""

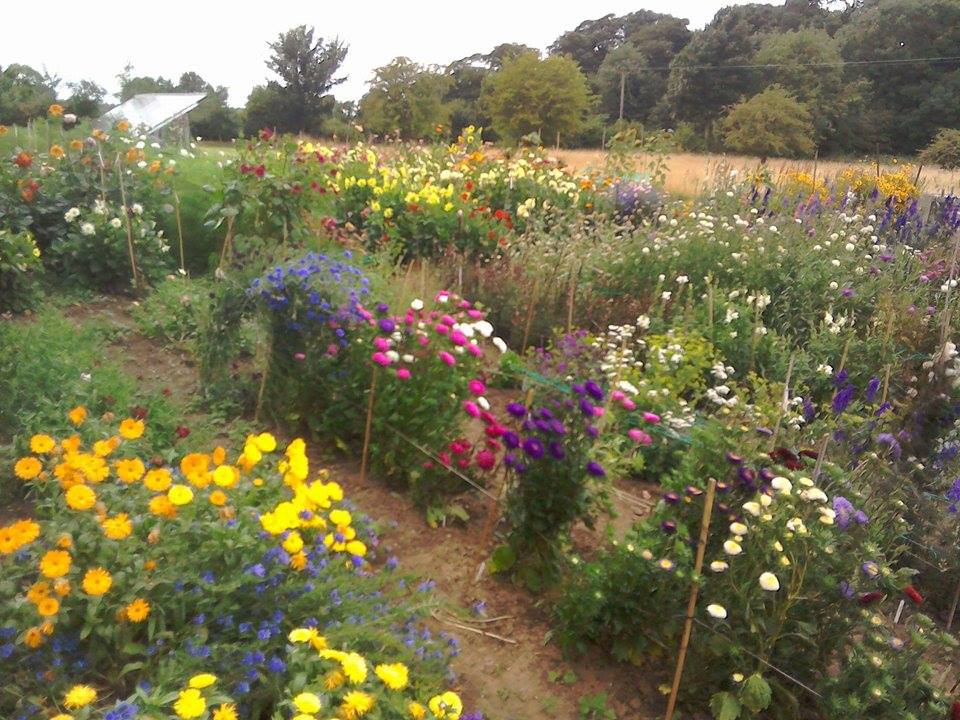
3 112 960 720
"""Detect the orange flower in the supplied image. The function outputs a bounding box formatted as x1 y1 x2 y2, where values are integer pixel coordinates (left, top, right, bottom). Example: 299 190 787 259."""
48 103 64 118
115 457 146 483
115 120 130 132
57 534 73 549
143 467 172 492
125 147 140 163
148 494 177 518
39 549 71 578
49 144 65 160
67 405 87 428
0 124 7 136
14 457 42 480
62 433 82 452
53 578 71 596
119 418 145 440
81 567 112 595
125 598 150 622
144 559 157 571
24 626 45 648
13 151 32 169
209 489 227 506
101 513 133 540
37 597 60 616
26 581 50 604
212 446 227 465
70 138 84 151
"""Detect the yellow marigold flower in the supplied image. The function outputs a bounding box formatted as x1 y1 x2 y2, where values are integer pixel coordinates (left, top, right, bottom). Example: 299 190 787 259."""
341 691 375 719
209 489 227 506
144 467 172 492
102 513 133 540
49 144 66 159
118 418 144 440
293 692 321 714
283 531 304 554
375 662 409 690
168 484 194 506
212 704 238 720
149 494 178 518
48 103 64 117
291 715 316 720
144 559 157 571
24 626 45 648
37 596 60 616
211 446 227 465
30 434 56 454
57 533 72 549
39 549 72 578
62 434 82 453
68 406 87 426
341 652 367 684
408 702 427 720
15 456 42 480
115 120 130 132
173 688 206 719
2 519 41 554
54 578 71 596
50 714 73 720
93 439 116 457
213 464 238 488
0 124 7 137
70 138 84 151
188 672 217 689
254 432 277 452
324 669 345 690
63 684 97 709
65 484 96 510
116 458 146 483
81 567 112 596
345 540 366 557
428 692 463 719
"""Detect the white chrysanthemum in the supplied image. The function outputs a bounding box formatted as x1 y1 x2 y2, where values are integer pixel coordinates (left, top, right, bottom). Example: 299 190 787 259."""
410 298 424 311
473 320 493 338
710 560 729 573
742 501 761 517
730 522 748 536
759 572 780 591
707 604 727 619
492 337 507 354
723 540 743 556
80 222 95 236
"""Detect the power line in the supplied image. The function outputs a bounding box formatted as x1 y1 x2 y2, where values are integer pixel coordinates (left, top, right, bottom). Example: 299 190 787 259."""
647 55 960 72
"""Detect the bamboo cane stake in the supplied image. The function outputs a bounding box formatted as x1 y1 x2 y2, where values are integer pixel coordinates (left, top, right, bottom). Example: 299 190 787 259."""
172 189 187 275
115 158 141 292
359 367 379 484
664 477 718 720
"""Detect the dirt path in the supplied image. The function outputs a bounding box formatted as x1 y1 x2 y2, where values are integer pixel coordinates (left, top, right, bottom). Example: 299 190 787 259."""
71 296 663 720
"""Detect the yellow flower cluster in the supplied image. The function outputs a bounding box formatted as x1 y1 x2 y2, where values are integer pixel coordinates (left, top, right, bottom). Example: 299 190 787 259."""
782 170 829 200
838 167 919 206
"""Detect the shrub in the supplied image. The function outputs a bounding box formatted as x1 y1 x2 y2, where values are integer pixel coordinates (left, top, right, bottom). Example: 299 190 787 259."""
721 87 815 159
132 275 213 345
919 128 960 170
0 228 43 313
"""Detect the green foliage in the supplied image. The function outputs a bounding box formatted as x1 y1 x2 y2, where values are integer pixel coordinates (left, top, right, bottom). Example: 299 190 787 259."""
721 86 816 159
65 79 107 118
0 228 43 313
481 52 594 145
132 275 213 345
360 58 451 140
919 128 960 169
0 64 57 125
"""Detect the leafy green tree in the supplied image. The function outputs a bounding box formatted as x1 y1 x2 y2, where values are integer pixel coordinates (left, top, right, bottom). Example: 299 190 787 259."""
0 64 58 125
243 84 292 137
264 25 347 134
721 86 816 159
360 58 450 139
596 42 647 122
839 0 960 153
117 64 175 101
920 129 960 170
175 72 239 140
481 52 593 145
65 79 106 118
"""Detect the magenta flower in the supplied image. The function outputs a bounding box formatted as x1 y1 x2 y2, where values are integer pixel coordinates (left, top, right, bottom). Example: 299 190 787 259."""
396 368 411 380
450 330 468 346
439 351 456 366
372 352 392 367
622 398 637 411
467 343 482 357
642 412 661 424
463 400 481 418
373 336 390 351
417 335 430 346
628 428 652 445
468 379 486 395
475 449 496 470
435 324 450 335
293 352 306 362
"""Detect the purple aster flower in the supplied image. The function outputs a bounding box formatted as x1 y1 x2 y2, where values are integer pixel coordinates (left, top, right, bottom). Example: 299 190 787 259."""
802 399 816 423
854 510 869 525
660 520 677 534
586 424 599 438
833 496 855 530
571 383 585 395
584 380 605 401
876 433 902 459
663 491 681 504
548 441 565 460
378 318 396 334
506 403 527 418
549 419 567 434
833 368 849 387
579 398 595 416
586 461 606 477
503 431 520 449
865 376 881 402
725 452 744 464
946 477 960 512
839 580 854 598
522 437 545 459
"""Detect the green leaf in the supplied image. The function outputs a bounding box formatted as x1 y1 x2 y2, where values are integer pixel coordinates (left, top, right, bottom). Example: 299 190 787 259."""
741 673 772 713
490 544 517 572
710 691 742 720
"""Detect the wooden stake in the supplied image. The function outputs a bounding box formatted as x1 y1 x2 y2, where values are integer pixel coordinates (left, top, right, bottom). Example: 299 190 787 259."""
664 477 717 720
173 189 187 274
359 367 379 484
115 159 141 292
566 264 580 334
520 276 541 355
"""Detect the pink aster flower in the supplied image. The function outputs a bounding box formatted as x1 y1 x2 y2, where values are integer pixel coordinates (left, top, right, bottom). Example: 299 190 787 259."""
396 367 411 380
293 352 306 361
467 309 483 319
628 428 652 445
611 390 625 401
475 449 496 470
439 351 456 366
622 398 637 411
463 400 481 418
435 323 450 335
643 411 661 424
468 379 486 395
467 343 483 358
450 330 468 346
593 406 605 417
373 336 390 352
418 334 430 346
372 352 392 366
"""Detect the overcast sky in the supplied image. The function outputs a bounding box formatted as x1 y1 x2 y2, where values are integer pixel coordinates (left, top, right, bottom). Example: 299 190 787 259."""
3 1 778 106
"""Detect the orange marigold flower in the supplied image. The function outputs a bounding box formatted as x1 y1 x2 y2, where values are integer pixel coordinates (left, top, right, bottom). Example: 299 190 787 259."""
119 418 144 440
70 138 84 151
148 494 177 518
26 581 50 604
101 513 133 540
14 151 32 168
93 439 115 457
65 483 96 510
144 559 157 571
68 406 87 426
30 434 56 454
24 626 45 648
209 489 227 506
48 103 64 118
37 597 60 616
115 457 146 483
81 567 112 595
62 434 82 452
143 467 172 492
14 457 42 480
125 598 150 622
0 124 7 136
53 578 71 596
57 533 73 549
49 144 65 160
115 120 130 132
39 549 72 578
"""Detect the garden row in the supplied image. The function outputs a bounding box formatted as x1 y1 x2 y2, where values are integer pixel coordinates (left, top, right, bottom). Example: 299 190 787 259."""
3 113 960 719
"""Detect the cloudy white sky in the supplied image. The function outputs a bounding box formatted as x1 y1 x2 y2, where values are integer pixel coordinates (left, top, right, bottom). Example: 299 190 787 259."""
3 1 778 106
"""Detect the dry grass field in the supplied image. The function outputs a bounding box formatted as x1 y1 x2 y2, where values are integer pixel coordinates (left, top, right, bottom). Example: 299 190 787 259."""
552 148 960 196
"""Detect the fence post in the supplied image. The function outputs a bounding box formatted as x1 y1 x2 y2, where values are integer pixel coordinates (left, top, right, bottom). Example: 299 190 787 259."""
664 477 718 720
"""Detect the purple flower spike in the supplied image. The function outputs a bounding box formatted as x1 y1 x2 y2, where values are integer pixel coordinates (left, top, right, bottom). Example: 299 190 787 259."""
586 461 606 477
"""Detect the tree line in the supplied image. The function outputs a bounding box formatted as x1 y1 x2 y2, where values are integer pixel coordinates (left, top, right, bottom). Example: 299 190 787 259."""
3 0 960 157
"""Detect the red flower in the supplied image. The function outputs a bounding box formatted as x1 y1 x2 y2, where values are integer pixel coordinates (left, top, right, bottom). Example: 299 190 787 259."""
162 388 172 397
904 585 924 604
131 406 148 420
13 151 32 168
465 180 474 191
175 425 190 439
259 127 274 141
254 165 266 178
858 591 883 606
475 449 496 470
953 701 960 720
